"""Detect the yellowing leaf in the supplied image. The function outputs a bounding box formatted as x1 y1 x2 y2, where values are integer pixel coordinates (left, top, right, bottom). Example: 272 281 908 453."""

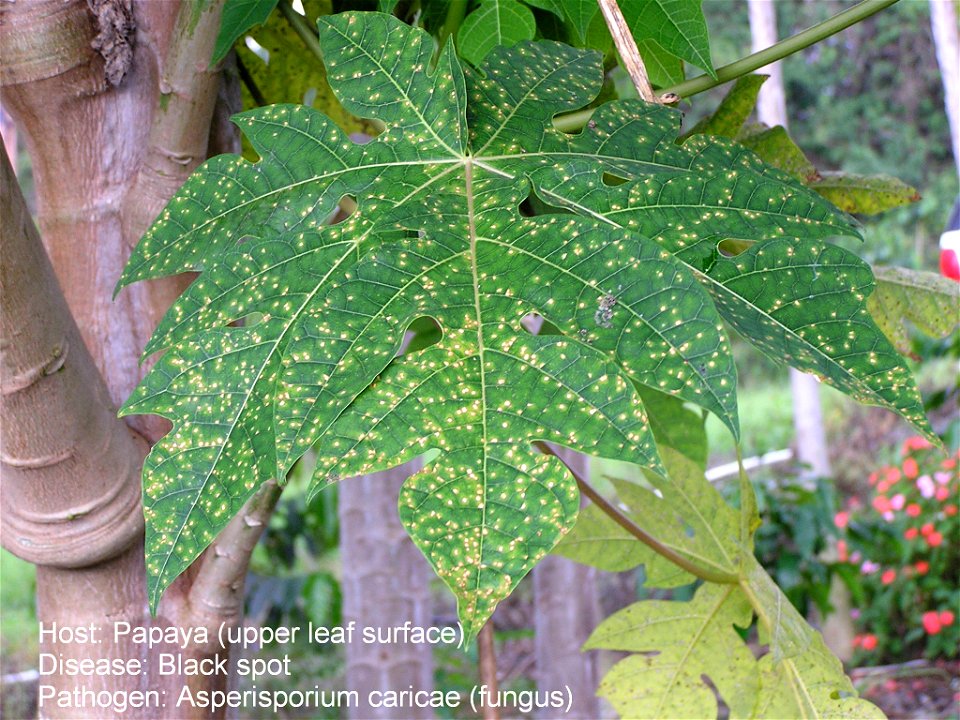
810 172 921 215
585 583 757 719
868 266 960 354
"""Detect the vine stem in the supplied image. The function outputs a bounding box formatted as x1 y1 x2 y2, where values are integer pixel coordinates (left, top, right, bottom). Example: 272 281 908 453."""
553 0 900 132
278 0 324 60
534 442 739 584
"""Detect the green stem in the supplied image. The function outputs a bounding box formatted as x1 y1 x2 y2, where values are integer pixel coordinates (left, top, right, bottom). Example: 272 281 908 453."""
437 0 468 54
535 442 739 585
553 0 899 132
278 0 324 63
235 53 267 107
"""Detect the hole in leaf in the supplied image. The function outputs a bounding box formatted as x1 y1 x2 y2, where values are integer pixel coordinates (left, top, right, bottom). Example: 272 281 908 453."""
401 316 442 356
328 194 357 225
520 191 570 218
519 313 563 336
718 238 754 257
602 172 630 187
235 311 266 328
303 87 318 106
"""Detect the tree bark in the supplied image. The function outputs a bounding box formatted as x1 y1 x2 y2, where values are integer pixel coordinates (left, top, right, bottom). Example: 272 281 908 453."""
0 2 280 717
533 449 601 720
338 462 436 720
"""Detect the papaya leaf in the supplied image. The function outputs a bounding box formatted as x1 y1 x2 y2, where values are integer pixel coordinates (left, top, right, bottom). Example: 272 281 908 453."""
585 582 757 719
737 124 820 184
635 38 685 88
556 444 736 586
457 0 536 66
706 239 935 444
682 74 768 140
810 172 921 215
117 12 929 633
236 0 379 138
868 266 960 354
744 557 885 719
621 0 714 77
213 0 277 64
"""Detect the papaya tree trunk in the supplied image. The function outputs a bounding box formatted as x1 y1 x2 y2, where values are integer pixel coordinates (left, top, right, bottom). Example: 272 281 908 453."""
533 448 601 719
1 3 279 717
339 462 436 719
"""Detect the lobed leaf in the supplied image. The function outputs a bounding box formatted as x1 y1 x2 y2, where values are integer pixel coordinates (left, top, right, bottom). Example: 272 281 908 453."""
118 12 933 632
585 583 757 719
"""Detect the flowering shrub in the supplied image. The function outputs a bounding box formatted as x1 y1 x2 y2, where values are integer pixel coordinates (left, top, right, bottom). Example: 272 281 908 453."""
840 439 959 663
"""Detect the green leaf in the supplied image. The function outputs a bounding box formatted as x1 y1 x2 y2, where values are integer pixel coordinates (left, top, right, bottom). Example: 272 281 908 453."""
457 0 537 66
744 557 885 719
554 0 598 44
635 38 685 88
810 172 921 215
213 0 278 64
118 12 927 631
236 0 378 138
377 0 400 12
737 124 820 184
683 74 768 140
868 266 960 354
585 583 758 719
707 240 935 443
621 0 715 77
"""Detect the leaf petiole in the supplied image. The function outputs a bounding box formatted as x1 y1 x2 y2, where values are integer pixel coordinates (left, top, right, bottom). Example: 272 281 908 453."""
535 442 740 585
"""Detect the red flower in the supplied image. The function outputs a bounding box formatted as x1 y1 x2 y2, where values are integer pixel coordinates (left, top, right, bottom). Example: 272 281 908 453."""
902 436 932 455
927 531 944 547
868 471 879 486
921 522 935 536
914 560 929 575
935 485 950 502
881 569 896 585
945 504 958 517
873 495 892 513
905 527 919 540
837 540 849 562
943 458 956 470
906 503 922 517
940 610 955 626
860 634 878 650
903 458 919 479
923 611 942 634
834 511 849 529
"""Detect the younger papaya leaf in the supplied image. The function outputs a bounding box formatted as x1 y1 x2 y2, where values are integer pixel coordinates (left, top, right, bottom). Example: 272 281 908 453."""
585 582 757 719
457 0 536 66
212 0 277 64
744 557 885 719
868 266 960 354
809 172 921 215
621 0 714 77
635 38 685 88
118 11 931 633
